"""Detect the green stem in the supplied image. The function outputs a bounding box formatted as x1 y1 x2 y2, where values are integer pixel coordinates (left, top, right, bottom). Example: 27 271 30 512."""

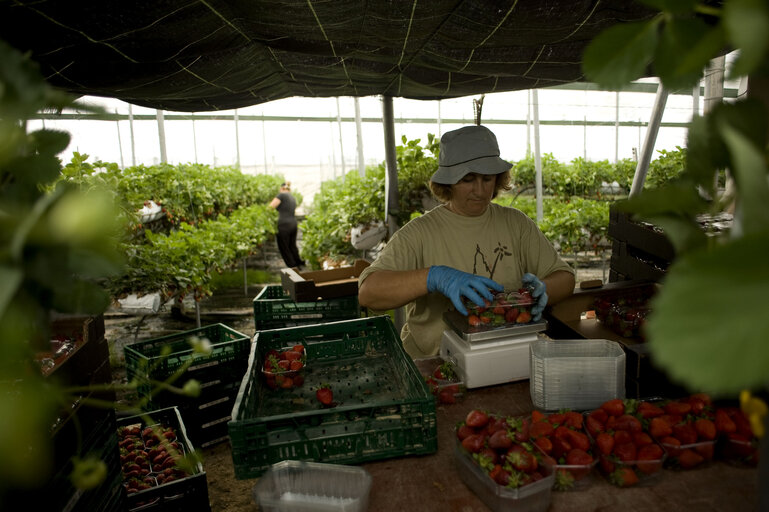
694 4 721 18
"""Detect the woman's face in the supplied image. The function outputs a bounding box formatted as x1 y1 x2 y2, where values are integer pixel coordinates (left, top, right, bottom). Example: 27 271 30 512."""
448 172 496 216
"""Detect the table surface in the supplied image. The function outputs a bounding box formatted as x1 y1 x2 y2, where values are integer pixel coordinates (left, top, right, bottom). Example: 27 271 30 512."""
359 379 760 512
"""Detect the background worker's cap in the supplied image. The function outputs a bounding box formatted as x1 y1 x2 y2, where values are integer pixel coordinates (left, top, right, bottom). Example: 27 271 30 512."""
430 125 512 185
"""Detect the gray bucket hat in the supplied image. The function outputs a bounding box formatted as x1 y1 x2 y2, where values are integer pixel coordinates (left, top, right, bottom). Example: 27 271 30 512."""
430 125 512 185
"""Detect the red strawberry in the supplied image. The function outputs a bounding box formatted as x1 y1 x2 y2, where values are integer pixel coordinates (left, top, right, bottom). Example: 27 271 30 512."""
438 387 457 404
564 411 584 430
614 414 642 432
531 410 546 423
660 436 682 456
673 423 698 445
283 350 302 361
566 448 594 466
289 360 303 371
613 442 637 463
694 418 717 441
585 415 604 437
564 429 590 452
515 310 532 323
467 314 482 326
461 434 485 454
465 409 490 429
609 467 639 487
715 408 737 434
456 424 475 441
488 429 513 451
632 432 653 447
664 401 692 416
678 448 705 469
636 444 664 474
636 401 664 419
595 432 614 456
506 445 538 473
315 384 333 406
504 308 519 323
601 399 625 417
291 344 304 354
529 420 554 439
534 436 553 455
649 417 673 439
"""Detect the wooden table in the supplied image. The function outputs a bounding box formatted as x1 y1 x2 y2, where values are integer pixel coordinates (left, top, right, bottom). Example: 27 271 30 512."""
359 380 760 512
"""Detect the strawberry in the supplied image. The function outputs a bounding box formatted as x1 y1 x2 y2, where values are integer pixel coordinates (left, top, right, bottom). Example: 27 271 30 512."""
467 314 482 326
289 360 303 371
506 445 538 473
673 423 698 445
529 420 554 439
488 429 513 451
279 376 294 388
291 344 304 354
533 436 553 455
433 360 456 380
609 467 639 487
492 305 506 315
660 436 682 456
504 308 519 323
315 384 333 406
613 442 637 463
595 432 614 456
601 398 625 417
715 408 737 434
456 424 475 441
564 429 590 452
553 468 576 491
563 411 583 430
585 415 604 437
565 448 593 466
465 409 490 429
515 310 532 323
531 410 546 423
283 349 303 361
461 433 485 453
664 401 692 416
613 414 642 432
694 418 717 441
678 448 705 469
632 432 653 446
438 387 458 404
636 444 664 474
636 401 664 419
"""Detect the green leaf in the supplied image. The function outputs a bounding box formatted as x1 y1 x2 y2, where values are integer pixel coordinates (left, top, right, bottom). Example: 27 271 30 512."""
51 279 111 314
29 129 71 156
618 181 708 218
685 114 728 192
582 19 661 90
717 121 769 237
638 0 699 14
724 0 769 77
646 232 769 395
654 17 714 90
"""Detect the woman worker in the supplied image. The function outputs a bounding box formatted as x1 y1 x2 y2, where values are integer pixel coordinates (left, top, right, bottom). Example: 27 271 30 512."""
269 181 305 269
358 125 575 358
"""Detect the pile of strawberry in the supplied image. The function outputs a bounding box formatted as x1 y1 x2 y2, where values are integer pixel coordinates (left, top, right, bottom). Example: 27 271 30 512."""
585 398 666 487
456 409 551 489
118 423 191 498
464 289 534 327
424 359 464 405
715 404 760 466
262 344 305 390
527 410 596 491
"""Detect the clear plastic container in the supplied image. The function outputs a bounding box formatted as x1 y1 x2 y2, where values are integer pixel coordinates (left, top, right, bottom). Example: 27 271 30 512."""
529 339 625 411
462 289 535 327
454 442 554 512
252 460 372 512
413 355 466 404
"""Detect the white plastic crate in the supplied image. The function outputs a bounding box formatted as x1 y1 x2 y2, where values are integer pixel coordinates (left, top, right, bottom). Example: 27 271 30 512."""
529 338 625 411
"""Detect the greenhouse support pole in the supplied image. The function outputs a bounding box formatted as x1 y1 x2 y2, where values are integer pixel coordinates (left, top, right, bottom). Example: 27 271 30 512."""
692 82 700 117
234 109 241 169
336 97 346 175
129 104 136 167
355 97 365 177
115 109 124 168
156 109 168 163
437 100 442 137
532 89 543 222
526 90 532 157
192 113 198 163
614 92 620 164
195 302 201 328
381 95 404 331
243 258 248 296
262 113 268 174
630 84 669 197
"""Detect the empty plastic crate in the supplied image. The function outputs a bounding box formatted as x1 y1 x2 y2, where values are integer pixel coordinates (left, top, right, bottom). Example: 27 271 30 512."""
253 285 360 330
228 316 437 479
529 339 625 411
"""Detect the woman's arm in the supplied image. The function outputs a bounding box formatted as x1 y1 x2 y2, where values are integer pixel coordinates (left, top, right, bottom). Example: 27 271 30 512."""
268 197 281 209
543 269 575 305
358 268 430 311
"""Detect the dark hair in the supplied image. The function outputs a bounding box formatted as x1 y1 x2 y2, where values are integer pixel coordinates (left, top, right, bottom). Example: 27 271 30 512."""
429 171 512 203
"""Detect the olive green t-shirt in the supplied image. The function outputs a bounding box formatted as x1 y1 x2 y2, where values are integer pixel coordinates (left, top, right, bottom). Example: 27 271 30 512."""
358 203 574 358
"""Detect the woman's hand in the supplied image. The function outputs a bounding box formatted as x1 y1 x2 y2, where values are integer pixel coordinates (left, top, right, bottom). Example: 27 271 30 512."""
426 265 503 315
522 272 548 321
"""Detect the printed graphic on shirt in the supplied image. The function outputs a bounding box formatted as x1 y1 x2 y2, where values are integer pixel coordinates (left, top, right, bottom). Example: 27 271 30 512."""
473 242 512 280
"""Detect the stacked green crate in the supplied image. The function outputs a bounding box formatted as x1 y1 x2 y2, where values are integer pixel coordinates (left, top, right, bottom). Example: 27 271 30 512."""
124 324 250 447
229 315 437 479
252 285 361 330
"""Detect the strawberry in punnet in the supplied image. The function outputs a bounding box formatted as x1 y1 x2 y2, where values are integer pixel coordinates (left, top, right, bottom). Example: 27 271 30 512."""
601 398 625 417
694 418 717 441
315 384 334 406
609 467 639 487
595 432 614 456
715 408 737 434
465 409 490 429
433 359 456 381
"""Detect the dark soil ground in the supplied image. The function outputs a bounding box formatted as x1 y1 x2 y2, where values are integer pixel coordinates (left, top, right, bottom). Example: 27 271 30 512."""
104 249 608 512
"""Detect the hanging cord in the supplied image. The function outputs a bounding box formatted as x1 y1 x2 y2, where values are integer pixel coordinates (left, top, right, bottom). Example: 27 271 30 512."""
473 94 485 125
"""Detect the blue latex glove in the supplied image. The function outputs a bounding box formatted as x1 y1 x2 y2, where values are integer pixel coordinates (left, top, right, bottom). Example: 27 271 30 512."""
522 272 548 321
426 265 503 316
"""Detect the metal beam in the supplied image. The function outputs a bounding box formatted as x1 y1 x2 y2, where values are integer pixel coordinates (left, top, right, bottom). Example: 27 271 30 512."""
381 95 404 331
630 84 669 197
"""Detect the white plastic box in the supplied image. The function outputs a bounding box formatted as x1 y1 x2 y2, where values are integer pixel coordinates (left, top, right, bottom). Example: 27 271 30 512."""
252 460 372 512
529 338 625 411
440 329 533 388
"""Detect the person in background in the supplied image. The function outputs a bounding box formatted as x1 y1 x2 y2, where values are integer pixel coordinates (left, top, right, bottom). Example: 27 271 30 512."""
358 125 575 358
269 181 305 269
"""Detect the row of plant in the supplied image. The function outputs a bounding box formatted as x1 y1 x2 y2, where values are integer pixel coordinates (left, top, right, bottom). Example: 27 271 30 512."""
299 138 687 266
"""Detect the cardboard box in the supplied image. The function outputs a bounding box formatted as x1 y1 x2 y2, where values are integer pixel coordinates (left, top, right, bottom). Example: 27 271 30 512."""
280 259 370 301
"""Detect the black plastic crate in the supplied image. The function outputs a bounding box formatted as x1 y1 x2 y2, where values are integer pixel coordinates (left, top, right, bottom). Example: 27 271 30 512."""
117 407 210 512
253 285 360 330
229 316 437 479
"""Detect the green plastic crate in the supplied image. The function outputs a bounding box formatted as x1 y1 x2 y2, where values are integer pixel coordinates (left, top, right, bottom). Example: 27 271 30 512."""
228 315 438 479
252 285 360 330
124 323 250 392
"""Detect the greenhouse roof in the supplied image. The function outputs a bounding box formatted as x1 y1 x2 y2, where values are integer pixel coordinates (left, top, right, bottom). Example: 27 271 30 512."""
0 0 677 112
